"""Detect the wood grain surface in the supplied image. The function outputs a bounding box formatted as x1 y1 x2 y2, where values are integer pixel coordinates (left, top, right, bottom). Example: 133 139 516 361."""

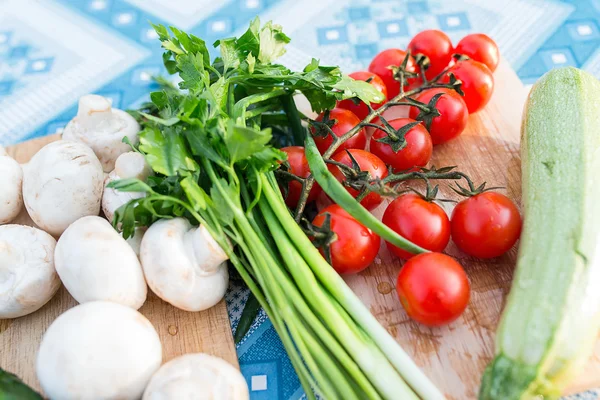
343 59 600 399
1 60 598 399
0 134 238 393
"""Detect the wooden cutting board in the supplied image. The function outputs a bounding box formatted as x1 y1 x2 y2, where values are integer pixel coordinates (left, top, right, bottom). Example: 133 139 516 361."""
1 59 598 400
344 59 600 399
0 134 238 394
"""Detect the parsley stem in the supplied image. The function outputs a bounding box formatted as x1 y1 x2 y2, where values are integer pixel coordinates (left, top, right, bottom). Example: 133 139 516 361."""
281 93 306 146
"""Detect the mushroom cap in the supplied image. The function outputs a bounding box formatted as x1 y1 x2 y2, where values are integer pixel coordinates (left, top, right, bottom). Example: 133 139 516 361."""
143 353 249 400
102 170 145 223
102 151 151 224
0 153 23 225
125 227 146 258
140 218 229 312
22 140 104 237
63 95 141 172
55 216 147 309
36 301 162 400
114 151 152 181
0 225 60 318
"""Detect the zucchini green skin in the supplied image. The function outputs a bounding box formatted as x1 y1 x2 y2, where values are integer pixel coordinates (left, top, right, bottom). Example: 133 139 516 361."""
480 67 600 399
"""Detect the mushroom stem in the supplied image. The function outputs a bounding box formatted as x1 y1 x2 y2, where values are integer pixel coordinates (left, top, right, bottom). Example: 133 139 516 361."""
76 95 117 131
183 224 229 275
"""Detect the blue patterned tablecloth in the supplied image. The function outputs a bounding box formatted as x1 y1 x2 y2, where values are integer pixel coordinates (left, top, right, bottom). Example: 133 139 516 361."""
1 1 599 399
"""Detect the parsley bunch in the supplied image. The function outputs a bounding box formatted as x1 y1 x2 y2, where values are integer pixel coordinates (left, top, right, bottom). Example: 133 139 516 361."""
109 18 442 400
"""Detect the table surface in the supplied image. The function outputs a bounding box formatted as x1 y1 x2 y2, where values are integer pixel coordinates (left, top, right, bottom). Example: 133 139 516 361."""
1 0 600 399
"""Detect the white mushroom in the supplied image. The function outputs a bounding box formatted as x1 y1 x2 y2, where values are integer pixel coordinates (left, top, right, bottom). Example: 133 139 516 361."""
124 227 146 258
140 218 229 312
63 94 141 172
0 225 60 318
103 151 152 223
0 146 23 225
55 216 147 309
143 353 249 400
36 301 162 400
22 140 104 236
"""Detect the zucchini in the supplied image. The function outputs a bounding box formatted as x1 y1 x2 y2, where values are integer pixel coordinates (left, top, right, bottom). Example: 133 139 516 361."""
480 67 600 399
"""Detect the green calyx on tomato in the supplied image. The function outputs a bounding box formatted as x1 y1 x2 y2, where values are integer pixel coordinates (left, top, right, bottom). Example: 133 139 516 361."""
312 204 381 274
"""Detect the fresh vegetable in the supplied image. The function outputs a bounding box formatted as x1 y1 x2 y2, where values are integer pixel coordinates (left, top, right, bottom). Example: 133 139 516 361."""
0 147 23 225
0 368 43 400
442 59 494 113
312 108 366 154
368 49 417 97
22 140 104 236
36 301 162 400
140 218 229 312
382 193 450 260
407 30 453 80
142 353 249 400
0 225 59 319
279 146 321 207
409 88 468 144
312 204 381 274
396 252 470 326
103 151 153 223
110 19 444 400
455 34 499 72
234 292 260 343
480 67 600 399
369 118 432 172
337 71 388 119
63 94 141 172
55 216 147 309
327 149 388 210
451 191 521 259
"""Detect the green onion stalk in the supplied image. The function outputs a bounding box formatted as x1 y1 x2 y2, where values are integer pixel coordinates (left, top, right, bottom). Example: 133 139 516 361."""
109 19 459 400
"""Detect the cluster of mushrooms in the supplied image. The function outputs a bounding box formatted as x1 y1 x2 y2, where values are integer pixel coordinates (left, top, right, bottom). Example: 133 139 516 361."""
0 95 248 400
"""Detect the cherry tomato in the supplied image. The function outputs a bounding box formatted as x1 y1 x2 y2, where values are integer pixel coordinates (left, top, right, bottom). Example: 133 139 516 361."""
328 149 388 210
455 34 500 72
407 30 453 80
312 204 381 274
383 193 450 259
279 146 322 208
337 71 388 120
409 88 468 145
369 118 432 172
368 49 417 98
442 59 494 114
312 108 367 154
451 191 521 259
396 252 470 326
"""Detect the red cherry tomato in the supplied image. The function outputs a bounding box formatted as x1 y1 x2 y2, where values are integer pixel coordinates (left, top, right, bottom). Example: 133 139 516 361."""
407 30 453 80
337 71 388 120
409 88 468 145
368 49 417 98
383 193 450 259
328 149 388 210
442 59 494 114
312 204 381 274
451 192 521 259
369 118 432 172
396 252 470 326
312 108 367 154
455 34 500 72
279 146 322 208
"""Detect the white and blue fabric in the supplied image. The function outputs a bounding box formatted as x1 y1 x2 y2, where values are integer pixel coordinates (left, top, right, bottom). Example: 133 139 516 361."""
1 1 598 399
